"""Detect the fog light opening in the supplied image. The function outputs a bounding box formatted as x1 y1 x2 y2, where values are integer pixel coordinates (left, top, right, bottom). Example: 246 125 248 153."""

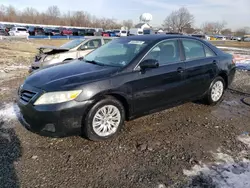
42 123 56 133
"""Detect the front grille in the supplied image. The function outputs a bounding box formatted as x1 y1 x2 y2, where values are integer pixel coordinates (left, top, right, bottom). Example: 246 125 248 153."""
20 90 37 103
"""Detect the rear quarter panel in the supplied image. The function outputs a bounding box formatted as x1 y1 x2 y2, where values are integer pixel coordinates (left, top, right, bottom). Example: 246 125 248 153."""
218 52 236 86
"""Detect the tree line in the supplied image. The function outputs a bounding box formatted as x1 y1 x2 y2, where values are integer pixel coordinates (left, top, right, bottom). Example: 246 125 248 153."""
0 4 249 35
162 7 250 36
0 5 134 30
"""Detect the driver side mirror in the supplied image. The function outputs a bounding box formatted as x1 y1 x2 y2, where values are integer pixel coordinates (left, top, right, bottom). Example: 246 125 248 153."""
140 59 159 70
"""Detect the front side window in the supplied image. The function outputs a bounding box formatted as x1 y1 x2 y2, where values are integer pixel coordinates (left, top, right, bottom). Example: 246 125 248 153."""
85 39 102 49
84 38 151 67
182 39 205 60
143 40 180 65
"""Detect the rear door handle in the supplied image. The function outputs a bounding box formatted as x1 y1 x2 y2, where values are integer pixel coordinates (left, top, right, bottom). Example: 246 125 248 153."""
177 67 184 73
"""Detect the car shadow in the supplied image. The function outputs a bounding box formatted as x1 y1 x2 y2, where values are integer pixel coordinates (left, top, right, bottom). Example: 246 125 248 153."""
0 119 22 188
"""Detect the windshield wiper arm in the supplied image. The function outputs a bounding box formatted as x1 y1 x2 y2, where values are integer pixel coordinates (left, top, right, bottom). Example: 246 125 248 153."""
84 60 105 66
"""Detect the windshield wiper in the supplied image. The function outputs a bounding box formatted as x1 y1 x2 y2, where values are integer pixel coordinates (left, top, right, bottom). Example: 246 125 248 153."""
84 60 105 66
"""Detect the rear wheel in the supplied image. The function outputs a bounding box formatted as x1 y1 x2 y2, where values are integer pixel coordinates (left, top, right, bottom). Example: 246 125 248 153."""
203 76 225 105
83 97 125 141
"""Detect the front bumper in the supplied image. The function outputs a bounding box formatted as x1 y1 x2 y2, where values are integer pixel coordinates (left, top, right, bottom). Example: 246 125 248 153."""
17 85 93 137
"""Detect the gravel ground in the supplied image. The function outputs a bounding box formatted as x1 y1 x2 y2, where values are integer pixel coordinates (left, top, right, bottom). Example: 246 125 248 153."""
0 40 250 188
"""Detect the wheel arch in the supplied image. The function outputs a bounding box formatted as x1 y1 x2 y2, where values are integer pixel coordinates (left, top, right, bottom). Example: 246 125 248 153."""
82 92 131 124
218 71 228 89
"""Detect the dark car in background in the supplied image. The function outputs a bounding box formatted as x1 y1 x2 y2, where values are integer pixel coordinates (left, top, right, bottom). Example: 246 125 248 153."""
18 35 236 141
85 29 96 36
28 27 45 36
0 23 8 36
72 28 85 36
44 28 60 36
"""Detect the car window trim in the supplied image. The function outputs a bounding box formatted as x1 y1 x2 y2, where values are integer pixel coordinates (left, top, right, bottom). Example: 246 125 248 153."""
180 38 217 62
202 44 217 57
133 38 182 71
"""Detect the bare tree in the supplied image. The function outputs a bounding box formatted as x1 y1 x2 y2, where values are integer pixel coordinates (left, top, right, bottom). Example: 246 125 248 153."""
201 21 227 34
221 28 232 35
46 5 60 24
122 19 133 29
21 7 39 24
163 7 194 33
234 27 248 36
5 5 18 22
0 4 131 29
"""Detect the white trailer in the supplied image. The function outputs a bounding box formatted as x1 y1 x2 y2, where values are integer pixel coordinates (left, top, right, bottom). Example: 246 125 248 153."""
129 28 143 36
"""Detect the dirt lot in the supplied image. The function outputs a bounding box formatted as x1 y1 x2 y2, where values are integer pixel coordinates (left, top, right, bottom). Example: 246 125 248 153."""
0 39 250 188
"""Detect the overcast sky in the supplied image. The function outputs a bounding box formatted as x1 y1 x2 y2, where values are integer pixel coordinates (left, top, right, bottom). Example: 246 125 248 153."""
1 0 250 30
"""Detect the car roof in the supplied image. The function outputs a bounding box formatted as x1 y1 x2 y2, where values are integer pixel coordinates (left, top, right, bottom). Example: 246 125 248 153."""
125 34 202 41
84 36 117 39
15 27 27 29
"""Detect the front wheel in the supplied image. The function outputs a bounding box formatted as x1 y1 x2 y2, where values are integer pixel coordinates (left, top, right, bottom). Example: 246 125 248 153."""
83 97 125 141
203 76 225 105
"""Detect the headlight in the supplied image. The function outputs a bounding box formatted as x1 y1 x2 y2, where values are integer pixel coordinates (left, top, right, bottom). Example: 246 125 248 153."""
34 90 82 105
44 54 60 62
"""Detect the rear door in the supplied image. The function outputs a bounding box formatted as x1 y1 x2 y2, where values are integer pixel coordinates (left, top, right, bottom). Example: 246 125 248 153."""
130 39 186 114
180 39 218 98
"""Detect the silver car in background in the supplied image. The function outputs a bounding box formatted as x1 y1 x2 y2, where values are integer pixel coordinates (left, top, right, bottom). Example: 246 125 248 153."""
29 36 114 72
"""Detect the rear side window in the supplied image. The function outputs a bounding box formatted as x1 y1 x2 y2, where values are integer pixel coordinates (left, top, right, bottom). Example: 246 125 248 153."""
17 28 27 31
204 45 216 57
182 39 205 60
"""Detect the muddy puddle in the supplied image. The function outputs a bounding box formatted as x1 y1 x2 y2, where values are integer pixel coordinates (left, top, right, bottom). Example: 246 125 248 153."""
211 93 250 120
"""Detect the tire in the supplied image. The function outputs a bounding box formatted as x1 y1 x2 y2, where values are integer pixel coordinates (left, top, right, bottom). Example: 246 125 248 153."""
203 76 225 105
83 97 125 141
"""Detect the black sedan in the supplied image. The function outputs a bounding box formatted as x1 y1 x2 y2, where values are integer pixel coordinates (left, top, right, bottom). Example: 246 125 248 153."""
17 35 236 141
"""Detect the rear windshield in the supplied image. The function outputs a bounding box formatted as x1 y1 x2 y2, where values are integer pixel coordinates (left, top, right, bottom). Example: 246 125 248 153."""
17 28 27 31
52 29 59 32
121 31 127 33
138 31 143 34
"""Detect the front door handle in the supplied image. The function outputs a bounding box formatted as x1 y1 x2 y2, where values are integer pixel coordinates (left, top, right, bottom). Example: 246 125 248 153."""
177 67 184 73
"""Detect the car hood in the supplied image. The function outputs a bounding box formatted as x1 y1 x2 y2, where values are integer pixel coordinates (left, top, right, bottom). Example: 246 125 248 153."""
25 60 120 91
38 46 70 51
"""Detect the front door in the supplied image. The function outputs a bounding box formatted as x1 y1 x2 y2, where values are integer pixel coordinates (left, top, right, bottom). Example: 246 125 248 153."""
130 39 186 115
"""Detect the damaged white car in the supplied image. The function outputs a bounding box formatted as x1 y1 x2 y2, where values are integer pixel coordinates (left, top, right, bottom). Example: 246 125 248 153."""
29 37 114 72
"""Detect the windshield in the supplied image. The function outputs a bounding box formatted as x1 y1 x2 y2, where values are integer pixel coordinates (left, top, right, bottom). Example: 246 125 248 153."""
121 31 127 33
60 39 85 49
84 38 151 67
138 31 143 34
